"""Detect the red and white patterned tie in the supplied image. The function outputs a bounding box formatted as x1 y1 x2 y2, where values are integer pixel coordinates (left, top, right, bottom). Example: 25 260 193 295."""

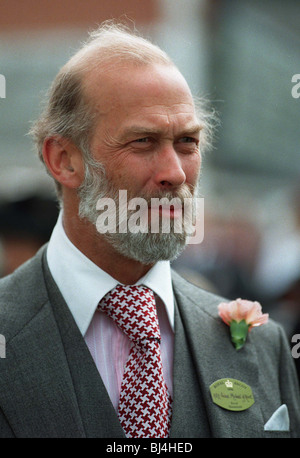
98 284 172 438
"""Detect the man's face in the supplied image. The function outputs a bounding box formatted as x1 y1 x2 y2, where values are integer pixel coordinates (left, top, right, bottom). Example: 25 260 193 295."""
88 62 201 197
79 62 202 263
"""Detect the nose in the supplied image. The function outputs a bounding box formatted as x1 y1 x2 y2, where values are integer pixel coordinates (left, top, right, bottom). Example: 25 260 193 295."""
153 147 186 189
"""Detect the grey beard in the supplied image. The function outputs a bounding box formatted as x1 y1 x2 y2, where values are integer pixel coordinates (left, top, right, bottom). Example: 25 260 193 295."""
77 160 197 264
103 223 188 265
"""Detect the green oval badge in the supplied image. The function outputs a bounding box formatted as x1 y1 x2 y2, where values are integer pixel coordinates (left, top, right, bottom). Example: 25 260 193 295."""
209 378 254 411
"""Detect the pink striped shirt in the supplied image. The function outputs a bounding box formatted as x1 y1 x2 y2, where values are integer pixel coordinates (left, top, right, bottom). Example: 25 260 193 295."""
47 212 174 411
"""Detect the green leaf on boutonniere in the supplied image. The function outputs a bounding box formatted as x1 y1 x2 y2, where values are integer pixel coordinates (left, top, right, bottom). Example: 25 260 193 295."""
218 298 269 350
230 320 250 350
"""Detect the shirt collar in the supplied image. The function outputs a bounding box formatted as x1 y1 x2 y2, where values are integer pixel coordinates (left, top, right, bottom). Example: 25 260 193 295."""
46 212 174 335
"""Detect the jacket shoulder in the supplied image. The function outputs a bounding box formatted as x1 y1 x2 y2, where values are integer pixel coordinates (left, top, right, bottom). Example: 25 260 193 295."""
0 246 48 341
171 268 284 340
171 268 226 318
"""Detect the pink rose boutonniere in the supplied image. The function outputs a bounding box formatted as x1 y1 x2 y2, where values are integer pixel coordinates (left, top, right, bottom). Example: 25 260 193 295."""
218 298 269 350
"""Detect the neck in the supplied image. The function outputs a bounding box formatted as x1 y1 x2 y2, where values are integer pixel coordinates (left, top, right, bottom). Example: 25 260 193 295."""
62 207 154 285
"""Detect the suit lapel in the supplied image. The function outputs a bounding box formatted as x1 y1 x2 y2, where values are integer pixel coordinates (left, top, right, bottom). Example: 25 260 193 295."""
171 271 265 438
42 250 125 438
170 295 211 437
0 249 86 437
2 311 87 437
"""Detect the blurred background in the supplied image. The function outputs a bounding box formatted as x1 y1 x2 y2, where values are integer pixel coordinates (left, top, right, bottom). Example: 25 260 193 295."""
0 0 300 369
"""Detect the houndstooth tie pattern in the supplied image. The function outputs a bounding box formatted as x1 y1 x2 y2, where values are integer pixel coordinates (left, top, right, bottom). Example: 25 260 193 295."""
98 284 172 438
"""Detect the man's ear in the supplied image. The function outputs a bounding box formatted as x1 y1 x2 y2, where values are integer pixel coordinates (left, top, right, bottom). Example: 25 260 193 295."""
42 136 84 189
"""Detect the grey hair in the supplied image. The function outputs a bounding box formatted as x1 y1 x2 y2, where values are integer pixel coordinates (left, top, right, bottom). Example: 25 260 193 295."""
29 20 216 200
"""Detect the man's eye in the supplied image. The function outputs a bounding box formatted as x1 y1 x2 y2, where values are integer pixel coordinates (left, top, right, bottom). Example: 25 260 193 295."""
179 137 197 143
134 137 150 143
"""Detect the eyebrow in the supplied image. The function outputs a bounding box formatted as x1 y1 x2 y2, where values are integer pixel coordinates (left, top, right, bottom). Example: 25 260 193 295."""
180 123 203 136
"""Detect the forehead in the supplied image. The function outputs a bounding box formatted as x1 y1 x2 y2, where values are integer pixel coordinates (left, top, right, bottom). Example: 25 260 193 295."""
85 62 197 128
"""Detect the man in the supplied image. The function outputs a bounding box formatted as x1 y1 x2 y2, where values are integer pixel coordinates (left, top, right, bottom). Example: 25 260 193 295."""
0 22 299 438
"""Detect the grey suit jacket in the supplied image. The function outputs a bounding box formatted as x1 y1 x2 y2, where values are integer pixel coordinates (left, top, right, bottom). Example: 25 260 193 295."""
0 246 299 438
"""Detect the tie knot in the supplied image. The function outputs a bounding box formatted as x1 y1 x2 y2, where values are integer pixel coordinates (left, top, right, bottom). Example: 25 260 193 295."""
98 284 160 344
